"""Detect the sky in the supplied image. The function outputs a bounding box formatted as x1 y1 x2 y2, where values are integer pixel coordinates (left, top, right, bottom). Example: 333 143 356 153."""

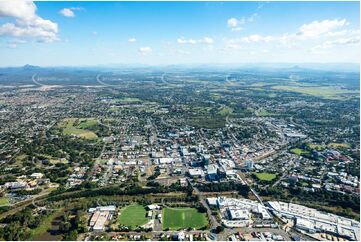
0 1 359 66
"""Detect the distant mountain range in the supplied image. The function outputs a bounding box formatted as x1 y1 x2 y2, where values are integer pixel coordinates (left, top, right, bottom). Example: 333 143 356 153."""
0 63 358 73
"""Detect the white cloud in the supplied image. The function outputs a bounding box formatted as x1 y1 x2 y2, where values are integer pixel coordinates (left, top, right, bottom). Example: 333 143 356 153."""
226 19 355 49
177 37 214 45
227 14 257 32
59 7 83 18
240 34 274 43
203 37 214 44
297 19 348 38
59 8 74 17
128 37 136 43
0 0 58 43
138 46 152 55
227 18 238 28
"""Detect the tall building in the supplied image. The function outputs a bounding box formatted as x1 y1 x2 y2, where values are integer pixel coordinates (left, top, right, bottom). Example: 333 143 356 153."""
245 160 254 170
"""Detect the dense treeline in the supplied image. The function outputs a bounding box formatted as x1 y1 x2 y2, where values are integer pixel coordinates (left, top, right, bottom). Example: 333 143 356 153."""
58 210 87 241
196 182 250 198
22 133 102 164
48 183 189 202
259 186 359 219
147 166 161 180
0 207 48 240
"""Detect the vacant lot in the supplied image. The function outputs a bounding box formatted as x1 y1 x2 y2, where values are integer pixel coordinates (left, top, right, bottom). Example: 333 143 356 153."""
162 207 208 230
118 204 149 227
253 172 277 181
58 118 98 139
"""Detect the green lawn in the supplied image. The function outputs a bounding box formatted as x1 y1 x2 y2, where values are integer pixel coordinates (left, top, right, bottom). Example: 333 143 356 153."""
162 207 208 230
308 144 325 151
290 148 310 155
253 172 277 181
77 119 98 129
118 204 149 227
0 197 10 206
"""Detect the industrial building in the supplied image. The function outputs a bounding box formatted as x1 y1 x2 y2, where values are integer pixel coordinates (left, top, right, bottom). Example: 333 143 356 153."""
88 206 116 232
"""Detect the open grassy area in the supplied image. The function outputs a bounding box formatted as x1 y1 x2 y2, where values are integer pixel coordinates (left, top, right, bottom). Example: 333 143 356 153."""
30 209 64 240
162 207 208 230
77 119 98 129
290 148 310 155
253 172 277 181
58 118 98 139
218 106 232 116
118 204 149 227
272 85 359 100
0 197 10 206
329 143 351 149
188 116 226 129
308 144 325 151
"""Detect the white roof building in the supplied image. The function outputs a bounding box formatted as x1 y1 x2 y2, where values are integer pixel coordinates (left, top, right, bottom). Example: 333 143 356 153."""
207 197 218 207
147 204 160 210
188 168 204 177
156 158 173 164
296 218 316 233
30 173 44 179
228 208 250 220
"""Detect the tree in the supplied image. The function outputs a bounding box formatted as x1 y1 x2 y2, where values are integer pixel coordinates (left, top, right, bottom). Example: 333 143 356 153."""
213 226 224 234
64 230 78 241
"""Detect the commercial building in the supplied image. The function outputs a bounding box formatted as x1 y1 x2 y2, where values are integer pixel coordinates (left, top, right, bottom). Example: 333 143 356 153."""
188 168 204 178
210 197 273 228
207 164 218 181
267 201 360 241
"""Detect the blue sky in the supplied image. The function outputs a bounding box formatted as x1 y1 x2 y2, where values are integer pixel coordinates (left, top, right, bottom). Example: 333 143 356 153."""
0 1 359 66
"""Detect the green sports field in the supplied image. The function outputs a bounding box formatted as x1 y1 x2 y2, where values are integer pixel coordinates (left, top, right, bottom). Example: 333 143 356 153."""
290 148 310 155
253 172 277 181
118 204 149 227
162 207 208 230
